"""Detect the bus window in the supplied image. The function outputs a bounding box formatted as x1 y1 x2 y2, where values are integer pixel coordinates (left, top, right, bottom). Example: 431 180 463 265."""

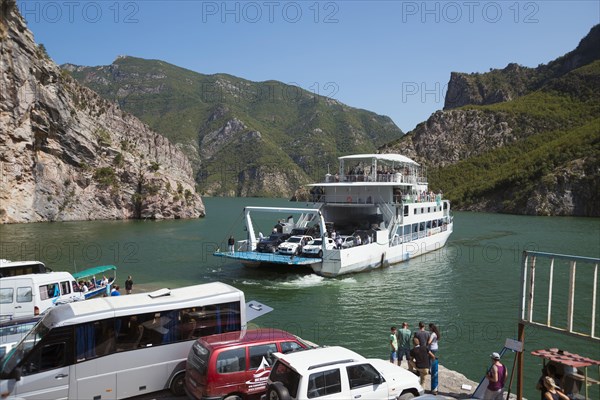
23 342 66 375
75 319 115 361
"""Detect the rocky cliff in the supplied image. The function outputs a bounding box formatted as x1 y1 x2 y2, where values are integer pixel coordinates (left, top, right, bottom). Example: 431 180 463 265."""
382 25 600 217
0 1 204 223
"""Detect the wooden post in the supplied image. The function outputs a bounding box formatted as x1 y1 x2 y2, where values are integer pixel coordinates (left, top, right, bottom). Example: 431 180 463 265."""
517 322 525 400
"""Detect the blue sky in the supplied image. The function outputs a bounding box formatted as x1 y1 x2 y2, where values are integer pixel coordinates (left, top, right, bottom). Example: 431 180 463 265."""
18 0 600 132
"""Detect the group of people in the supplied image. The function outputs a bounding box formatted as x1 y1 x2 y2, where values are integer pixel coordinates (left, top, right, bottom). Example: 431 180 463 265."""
536 363 582 400
389 322 440 391
77 275 111 293
77 275 134 297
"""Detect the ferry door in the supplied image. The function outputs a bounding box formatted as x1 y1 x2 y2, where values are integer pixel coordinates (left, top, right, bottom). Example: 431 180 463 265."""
346 364 390 400
12 340 71 400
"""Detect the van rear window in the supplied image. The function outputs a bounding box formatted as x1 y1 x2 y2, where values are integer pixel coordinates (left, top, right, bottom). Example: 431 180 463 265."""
0 288 13 304
188 341 210 374
16 287 32 303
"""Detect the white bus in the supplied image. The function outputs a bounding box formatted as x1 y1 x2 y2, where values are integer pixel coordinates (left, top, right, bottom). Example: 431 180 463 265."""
0 282 247 399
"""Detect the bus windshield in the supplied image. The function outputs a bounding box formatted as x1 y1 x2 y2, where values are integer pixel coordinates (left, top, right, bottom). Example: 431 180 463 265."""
0 319 49 376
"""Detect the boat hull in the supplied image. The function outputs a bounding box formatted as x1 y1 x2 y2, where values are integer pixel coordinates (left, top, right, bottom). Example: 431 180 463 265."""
216 223 453 277
316 224 452 277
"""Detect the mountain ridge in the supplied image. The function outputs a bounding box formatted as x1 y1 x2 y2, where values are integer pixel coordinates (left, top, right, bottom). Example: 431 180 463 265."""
382 25 600 216
63 56 404 197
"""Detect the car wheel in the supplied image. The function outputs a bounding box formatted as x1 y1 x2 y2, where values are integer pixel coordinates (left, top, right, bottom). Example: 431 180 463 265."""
318 250 323 258
169 372 186 396
398 391 416 400
267 382 291 400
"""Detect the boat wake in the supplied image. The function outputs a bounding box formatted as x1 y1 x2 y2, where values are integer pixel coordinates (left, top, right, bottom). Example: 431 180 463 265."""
281 274 325 287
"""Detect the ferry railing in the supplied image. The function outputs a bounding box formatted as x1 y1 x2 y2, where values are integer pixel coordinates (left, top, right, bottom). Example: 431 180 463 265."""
325 173 419 184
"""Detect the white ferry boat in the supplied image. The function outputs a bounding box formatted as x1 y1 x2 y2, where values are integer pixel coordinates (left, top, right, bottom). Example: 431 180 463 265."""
215 154 453 277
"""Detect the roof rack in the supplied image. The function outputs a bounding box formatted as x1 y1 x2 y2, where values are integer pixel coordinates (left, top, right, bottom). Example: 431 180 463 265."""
308 359 357 370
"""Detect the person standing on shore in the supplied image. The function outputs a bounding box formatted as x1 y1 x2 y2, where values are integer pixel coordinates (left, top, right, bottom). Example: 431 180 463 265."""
484 352 507 400
397 322 412 368
414 321 430 347
428 323 440 357
389 326 398 365
125 275 133 294
409 337 435 387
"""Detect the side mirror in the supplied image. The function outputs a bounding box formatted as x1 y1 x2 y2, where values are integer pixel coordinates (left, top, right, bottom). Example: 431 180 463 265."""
372 374 383 385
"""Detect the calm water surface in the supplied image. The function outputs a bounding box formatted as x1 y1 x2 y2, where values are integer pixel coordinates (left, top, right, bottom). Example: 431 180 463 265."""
1 197 599 399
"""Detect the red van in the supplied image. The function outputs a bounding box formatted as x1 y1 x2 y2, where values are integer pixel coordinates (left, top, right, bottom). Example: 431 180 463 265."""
184 328 315 400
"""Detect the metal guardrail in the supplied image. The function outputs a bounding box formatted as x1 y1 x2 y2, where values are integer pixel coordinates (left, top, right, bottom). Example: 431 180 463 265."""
519 251 599 341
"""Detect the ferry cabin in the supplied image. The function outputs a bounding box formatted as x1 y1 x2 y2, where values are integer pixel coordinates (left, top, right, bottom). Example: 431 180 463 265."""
307 154 453 276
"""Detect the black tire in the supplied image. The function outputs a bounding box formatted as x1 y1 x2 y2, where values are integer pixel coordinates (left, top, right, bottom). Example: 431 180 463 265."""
169 372 186 396
267 382 291 400
398 391 416 400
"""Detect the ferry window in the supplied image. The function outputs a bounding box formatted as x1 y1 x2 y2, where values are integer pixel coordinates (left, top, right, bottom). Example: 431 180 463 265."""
419 222 425 231
412 224 418 233
404 226 411 236
443 202 448 210
308 368 341 398
428 207 431 213
17 287 32 303
0 288 14 303
426 221 431 229
217 347 246 373
403 205 409 217
249 343 278 369
421 207 424 214
23 342 66 375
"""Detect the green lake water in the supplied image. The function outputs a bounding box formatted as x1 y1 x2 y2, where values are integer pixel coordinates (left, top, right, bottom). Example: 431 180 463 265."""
1 197 599 399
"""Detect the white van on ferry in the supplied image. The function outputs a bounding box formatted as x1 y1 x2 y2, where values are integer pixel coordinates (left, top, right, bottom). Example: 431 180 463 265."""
0 272 83 319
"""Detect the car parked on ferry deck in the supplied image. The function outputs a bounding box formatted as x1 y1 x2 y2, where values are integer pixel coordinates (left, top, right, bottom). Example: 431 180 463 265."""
301 238 335 258
277 236 313 256
256 233 291 253
338 235 356 249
